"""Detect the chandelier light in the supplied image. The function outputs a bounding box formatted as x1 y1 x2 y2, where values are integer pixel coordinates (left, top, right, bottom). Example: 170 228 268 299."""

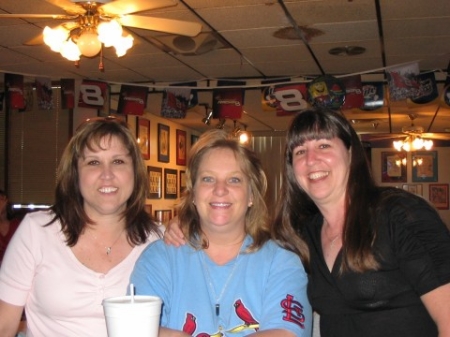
393 135 433 152
43 20 134 61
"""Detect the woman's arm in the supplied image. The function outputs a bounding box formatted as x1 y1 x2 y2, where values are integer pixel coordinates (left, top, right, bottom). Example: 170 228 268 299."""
0 300 24 337
421 283 450 337
159 326 191 337
163 217 186 247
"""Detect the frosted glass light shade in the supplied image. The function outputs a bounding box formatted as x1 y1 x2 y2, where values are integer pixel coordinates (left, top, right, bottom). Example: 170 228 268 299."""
77 31 102 57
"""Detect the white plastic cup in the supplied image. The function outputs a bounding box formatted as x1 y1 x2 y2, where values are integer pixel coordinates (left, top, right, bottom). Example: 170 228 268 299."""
102 295 162 337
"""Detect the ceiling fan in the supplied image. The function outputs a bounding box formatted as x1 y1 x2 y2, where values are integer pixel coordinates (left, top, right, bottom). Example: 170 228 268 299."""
360 114 450 149
0 0 202 60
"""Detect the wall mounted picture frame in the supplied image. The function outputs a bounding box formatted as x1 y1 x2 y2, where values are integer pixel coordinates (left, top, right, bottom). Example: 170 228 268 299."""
176 129 187 166
158 123 170 163
179 170 186 195
402 184 423 196
147 166 162 199
412 151 438 182
164 168 178 199
191 134 199 146
154 209 172 224
429 184 449 210
381 152 407 183
137 118 150 160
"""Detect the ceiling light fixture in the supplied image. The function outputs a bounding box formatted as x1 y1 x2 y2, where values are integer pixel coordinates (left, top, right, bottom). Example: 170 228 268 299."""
43 18 133 61
232 120 251 145
393 135 433 152
328 45 366 56
202 109 213 125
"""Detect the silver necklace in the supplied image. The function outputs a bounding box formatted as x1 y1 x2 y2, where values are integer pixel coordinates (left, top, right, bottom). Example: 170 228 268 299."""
200 240 245 317
88 228 125 255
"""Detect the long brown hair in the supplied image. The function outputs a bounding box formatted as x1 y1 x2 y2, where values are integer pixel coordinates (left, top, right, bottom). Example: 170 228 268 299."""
48 117 161 246
273 107 379 272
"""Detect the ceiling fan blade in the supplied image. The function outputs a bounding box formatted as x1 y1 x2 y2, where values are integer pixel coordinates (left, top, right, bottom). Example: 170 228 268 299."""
118 15 202 37
99 0 177 16
24 21 80 46
360 133 405 141
0 14 77 19
44 0 86 15
422 133 450 140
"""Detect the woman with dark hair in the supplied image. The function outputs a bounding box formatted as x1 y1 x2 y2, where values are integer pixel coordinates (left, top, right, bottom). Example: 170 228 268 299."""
131 129 312 337
273 107 450 337
0 117 162 336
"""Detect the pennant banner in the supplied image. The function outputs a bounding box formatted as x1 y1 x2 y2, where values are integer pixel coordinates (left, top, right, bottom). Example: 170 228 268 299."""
212 88 245 120
341 75 364 110
386 62 420 101
117 85 148 116
160 87 192 118
261 84 309 116
78 80 108 110
4 73 25 110
35 77 53 110
61 78 75 109
408 72 438 105
360 82 384 110
307 75 345 110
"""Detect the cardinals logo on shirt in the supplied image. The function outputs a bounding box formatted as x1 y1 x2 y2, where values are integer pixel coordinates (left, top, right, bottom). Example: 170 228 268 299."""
182 295 306 336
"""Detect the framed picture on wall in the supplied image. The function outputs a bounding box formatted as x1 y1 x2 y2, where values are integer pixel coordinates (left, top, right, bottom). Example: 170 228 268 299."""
381 152 407 183
429 184 449 210
176 129 187 166
158 123 170 163
137 118 150 160
412 151 438 182
164 168 178 199
179 170 186 195
191 134 199 146
147 166 162 199
402 184 423 196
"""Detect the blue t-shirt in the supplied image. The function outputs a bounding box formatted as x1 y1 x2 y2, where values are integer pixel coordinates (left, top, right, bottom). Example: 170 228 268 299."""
131 235 312 336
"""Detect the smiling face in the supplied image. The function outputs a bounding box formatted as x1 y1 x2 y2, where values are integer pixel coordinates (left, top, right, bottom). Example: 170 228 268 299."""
292 137 351 207
193 147 253 236
78 135 134 220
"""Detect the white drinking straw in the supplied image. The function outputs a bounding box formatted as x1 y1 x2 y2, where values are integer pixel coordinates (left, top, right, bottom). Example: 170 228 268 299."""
129 283 135 304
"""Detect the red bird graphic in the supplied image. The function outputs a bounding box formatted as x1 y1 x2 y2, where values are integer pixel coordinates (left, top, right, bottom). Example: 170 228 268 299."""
234 299 259 327
183 313 197 335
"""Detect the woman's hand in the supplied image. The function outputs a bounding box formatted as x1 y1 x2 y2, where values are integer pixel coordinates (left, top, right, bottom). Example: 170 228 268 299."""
163 216 186 247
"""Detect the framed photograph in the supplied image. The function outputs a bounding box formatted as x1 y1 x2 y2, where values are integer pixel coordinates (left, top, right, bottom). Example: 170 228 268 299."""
381 152 407 183
412 151 438 182
429 184 449 210
164 168 178 199
137 118 150 160
176 129 187 166
402 184 423 196
191 134 199 146
179 170 186 195
147 166 162 199
158 123 170 163
154 209 172 224
144 204 152 216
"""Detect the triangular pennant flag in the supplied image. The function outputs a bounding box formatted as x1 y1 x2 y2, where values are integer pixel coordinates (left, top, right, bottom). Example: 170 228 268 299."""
385 62 420 101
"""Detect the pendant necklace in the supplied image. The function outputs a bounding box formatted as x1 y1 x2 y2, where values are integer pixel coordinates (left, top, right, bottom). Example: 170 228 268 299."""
200 240 245 318
323 220 342 257
88 228 125 255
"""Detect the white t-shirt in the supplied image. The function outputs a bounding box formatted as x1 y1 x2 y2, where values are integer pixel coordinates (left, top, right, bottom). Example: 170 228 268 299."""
0 210 161 337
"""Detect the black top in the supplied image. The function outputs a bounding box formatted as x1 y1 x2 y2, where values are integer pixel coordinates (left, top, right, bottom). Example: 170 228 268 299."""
305 189 450 337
